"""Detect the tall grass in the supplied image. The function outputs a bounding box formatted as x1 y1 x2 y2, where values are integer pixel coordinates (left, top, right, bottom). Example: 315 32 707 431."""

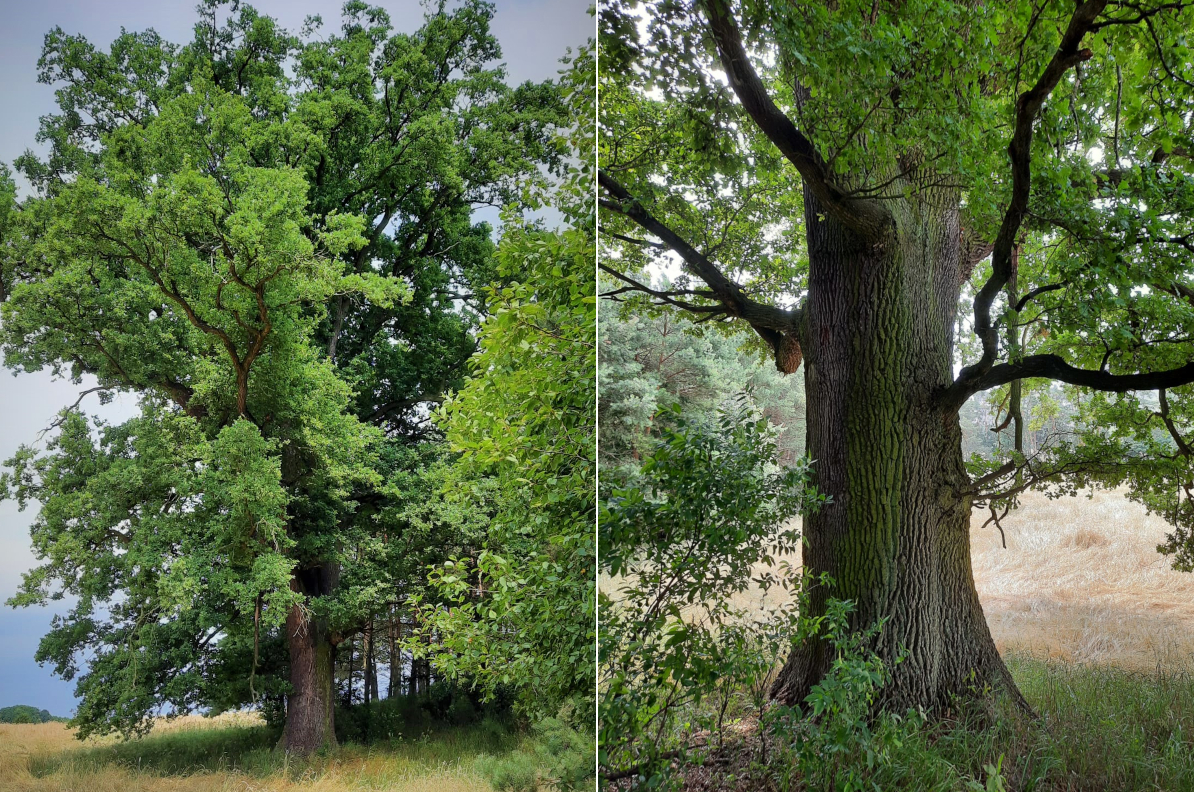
644 490 1194 791
1007 653 1194 790
656 652 1194 791
0 709 535 792
869 654 1194 792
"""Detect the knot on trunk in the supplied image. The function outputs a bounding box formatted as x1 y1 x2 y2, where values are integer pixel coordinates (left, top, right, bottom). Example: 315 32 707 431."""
774 333 803 375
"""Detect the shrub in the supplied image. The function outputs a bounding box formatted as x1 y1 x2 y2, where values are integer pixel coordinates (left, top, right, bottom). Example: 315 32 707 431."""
477 716 595 792
598 397 825 784
478 749 542 792
762 604 1012 792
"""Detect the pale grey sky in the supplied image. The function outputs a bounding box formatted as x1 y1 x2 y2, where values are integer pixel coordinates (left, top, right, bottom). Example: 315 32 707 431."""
0 0 592 717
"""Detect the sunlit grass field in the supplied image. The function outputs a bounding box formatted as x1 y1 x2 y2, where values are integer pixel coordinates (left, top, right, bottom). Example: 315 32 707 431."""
0 712 511 792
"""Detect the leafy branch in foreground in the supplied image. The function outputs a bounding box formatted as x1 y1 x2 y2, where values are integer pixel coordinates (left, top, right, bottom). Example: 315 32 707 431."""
598 397 825 783
410 42 596 729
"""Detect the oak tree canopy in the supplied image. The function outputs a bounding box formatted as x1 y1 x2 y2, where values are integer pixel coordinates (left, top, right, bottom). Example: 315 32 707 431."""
1 0 572 754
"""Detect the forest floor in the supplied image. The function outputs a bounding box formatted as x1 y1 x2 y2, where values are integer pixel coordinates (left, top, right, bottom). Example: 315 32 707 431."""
0 712 515 792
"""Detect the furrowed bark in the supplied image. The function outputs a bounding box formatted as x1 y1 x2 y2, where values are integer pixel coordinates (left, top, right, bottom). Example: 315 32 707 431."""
280 563 339 755
771 188 1026 712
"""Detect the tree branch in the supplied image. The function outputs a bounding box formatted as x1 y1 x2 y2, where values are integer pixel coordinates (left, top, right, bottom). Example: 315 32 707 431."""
1159 387 1193 456
1089 1 1192 32
598 170 801 339
600 265 726 314
701 0 891 238
1014 282 1067 312
945 0 1108 409
945 353 1194 410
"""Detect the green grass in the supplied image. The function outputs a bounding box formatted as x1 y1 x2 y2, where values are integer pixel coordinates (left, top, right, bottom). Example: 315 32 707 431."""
27 722 278 778
27 719 518 781
1007 652 1194 790
666 654 1194 791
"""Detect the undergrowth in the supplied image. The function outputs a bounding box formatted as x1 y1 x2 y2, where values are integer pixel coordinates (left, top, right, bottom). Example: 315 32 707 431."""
13 687 593 792
616 653 1194 792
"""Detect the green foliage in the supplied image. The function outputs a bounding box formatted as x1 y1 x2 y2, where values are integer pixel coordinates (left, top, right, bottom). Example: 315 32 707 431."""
412 43 596 719
599 292 806 474
599 0 1194 574
763 600 913 792
0 705 62 724
479 749 542 792
0 0 573 740
599 397 824 782
331 682 509 744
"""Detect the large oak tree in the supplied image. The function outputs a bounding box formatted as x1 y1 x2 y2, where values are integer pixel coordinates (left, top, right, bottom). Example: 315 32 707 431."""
599 0 1194 710
1 0 566 754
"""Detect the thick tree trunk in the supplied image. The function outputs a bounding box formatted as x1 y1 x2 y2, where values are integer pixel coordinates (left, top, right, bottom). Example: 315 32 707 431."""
770 188 1025 712
281 565 338 755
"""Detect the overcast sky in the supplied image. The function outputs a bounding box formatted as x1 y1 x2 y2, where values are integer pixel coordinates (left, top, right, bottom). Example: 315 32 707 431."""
0 0 592 718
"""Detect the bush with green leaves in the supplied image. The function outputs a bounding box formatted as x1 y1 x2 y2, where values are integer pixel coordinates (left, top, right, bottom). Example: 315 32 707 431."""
762 602 1011 792
598 396 825 783
477 716 595 792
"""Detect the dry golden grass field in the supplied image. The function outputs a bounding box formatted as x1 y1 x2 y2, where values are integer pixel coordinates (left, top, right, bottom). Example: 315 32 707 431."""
724 489 1194 672
0 712 499 792
973 488 1194 671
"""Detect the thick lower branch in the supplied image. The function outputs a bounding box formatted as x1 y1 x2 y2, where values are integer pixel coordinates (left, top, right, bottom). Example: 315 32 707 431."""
702 0 891 238
598 171 802 344
940 353 1194 411
952 1 1107 395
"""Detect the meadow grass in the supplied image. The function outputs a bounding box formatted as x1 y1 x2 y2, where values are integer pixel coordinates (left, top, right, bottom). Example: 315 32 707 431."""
0 712 519 792
660 490 1194 791
1003 652 1194 791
